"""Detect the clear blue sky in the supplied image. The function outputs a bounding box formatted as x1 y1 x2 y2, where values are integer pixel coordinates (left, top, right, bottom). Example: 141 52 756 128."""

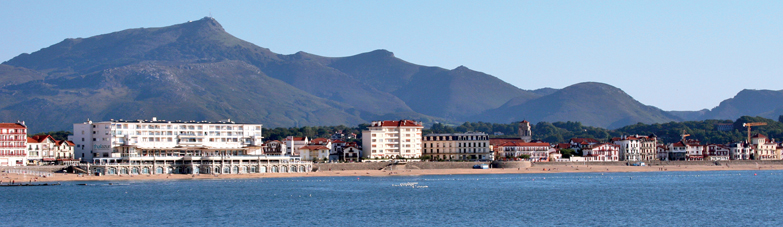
3 1 782 111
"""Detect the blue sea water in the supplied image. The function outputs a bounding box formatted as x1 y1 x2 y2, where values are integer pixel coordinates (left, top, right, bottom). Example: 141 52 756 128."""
2 170 782 226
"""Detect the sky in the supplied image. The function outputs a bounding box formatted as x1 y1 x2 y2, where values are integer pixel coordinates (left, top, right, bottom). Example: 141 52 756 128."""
2 0 782 111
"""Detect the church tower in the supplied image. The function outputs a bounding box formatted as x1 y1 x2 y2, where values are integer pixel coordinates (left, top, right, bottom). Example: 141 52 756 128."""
518 120 532 142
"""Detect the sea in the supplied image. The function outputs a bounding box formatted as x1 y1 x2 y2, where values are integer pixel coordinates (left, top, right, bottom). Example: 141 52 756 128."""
2 170 782 226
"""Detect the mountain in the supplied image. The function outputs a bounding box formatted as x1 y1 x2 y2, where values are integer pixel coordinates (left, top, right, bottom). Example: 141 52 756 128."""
670 89 783 121
5 17 773 133
476 82 682 128
0 17 529 132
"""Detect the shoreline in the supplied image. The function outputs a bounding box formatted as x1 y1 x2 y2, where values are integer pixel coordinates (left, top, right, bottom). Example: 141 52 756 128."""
3 163 783 184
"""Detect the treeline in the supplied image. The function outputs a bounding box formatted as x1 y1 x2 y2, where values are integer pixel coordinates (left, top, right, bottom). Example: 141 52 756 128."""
262 124 368 142
30 131 72 141
615 116 783 144
27 116 783 145
427 116 783 144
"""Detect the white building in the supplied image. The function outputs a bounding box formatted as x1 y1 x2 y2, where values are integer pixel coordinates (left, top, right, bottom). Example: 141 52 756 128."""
26 135 75 165
496 141 556 162
612 136 641 162
706 144 730 161
728 142 751 160
284 136 309 156
581 143 620 162
422 132 492 161
72 118 310 175
362 120 423 159
0 122 28 166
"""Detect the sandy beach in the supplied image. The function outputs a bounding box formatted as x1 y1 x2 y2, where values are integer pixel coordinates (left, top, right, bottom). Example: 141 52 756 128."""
2 163 782 184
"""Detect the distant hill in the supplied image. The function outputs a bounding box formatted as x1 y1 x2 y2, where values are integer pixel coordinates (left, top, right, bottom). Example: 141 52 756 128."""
475 82 682 128
670 89 783 121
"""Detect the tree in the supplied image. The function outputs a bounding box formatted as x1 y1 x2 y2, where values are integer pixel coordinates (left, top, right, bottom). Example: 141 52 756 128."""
560 148 577 159
518 154 531 160
779 115 783 123
420 155 431 161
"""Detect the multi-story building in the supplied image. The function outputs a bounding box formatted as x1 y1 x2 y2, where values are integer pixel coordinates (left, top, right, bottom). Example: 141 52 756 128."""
569 138 600 153
706 144 730 161
728 142 751 160
0 122 28 166
667 141 687 161
613 136 641 162
422 132 491 161
612 135 656 162
299 145 330 161
26 135 75 165
581 143 620 162
496 141 556 162
53 140 76 163
639 135 657 161
750 134 778 160
656 145 667 161
284 136 309 156
361 120 423 159
263 140 286 156
343 143 361 162
667 139 703 161
27 135 55 165
73 118 310 175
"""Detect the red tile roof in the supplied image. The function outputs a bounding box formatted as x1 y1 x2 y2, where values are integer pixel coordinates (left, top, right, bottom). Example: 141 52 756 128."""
28 135 55 143
571 138 600 144
498 142 551 147
378 120 422 127
309 138 331 144
299 145 330 150
753 134 767 139
489 138 522 146
285 137 307 141
0 123 26 129
54 140 75 146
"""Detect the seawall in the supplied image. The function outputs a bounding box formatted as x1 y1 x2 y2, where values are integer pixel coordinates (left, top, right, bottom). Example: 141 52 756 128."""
314 161 493 171
534 160 783 166
0 166 67 173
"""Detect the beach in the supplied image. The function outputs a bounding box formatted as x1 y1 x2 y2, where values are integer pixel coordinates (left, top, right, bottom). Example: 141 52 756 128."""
3 163 782 184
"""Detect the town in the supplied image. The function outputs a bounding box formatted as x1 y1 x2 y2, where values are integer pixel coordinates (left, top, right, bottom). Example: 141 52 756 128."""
0 118 780 175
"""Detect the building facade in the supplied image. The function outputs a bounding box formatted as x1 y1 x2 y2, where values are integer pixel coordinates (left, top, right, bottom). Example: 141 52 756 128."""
581 143 620 162
496 141 556 162
26 135 75 165
422 132 492 161
361 120 423 159
706 144 730 161
751 134 778 160
0 122 28 166
73 118 310 175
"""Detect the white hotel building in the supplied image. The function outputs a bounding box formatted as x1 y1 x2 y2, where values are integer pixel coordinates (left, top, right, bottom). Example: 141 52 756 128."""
72 118 310 175
362 120 423 159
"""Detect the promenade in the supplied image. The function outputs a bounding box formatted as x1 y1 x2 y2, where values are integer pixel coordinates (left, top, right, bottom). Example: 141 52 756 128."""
5 162 783 183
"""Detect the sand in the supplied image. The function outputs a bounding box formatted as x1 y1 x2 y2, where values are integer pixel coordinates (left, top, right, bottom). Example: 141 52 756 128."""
2 163 782 184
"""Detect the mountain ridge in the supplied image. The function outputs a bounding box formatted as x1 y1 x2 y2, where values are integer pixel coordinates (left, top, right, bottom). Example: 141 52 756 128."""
1 17 781 132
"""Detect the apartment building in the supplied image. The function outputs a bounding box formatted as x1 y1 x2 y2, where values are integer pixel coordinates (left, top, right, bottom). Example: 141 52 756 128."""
72 118 309 175
361 120 423 159
0 122 28 166
422 132 492 161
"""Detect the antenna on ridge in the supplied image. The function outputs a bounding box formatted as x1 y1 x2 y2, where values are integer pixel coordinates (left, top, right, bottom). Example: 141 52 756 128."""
209 12 212 18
